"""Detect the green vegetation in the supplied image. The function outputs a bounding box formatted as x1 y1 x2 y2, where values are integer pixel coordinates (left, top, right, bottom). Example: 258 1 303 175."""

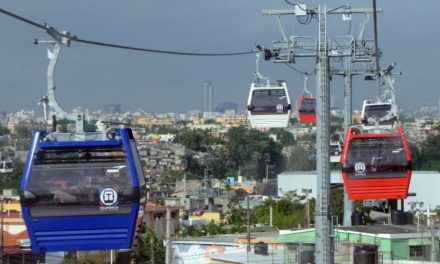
412 134 440 170
134 230 166 264
223 126 284 180
252 191 311 229
0 159 24 190
0 125 9 136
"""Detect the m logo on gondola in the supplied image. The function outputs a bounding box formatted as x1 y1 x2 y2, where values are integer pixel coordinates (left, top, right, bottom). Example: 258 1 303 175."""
100 188 118 206
276 104 284 113
354 162 366 174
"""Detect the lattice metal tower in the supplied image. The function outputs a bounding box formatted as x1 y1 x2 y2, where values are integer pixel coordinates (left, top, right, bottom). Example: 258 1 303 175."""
262 3 381 263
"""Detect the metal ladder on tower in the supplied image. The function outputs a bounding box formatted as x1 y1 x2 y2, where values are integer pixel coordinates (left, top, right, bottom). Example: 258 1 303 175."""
317 5 334 264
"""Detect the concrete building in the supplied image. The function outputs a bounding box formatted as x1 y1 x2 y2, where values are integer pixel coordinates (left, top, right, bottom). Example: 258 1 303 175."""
173 231 282 264
143 205 180 237
277 225 440 263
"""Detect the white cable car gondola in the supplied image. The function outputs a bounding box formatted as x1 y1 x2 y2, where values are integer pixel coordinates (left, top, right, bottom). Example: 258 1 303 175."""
361 63 399 129
0 159 13 173
247 81 292 129
330 141 342 163
361 99 396 127
247 50 291 129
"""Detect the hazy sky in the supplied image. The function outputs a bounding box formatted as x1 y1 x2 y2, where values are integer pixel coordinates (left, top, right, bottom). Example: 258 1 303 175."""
0 1 438 115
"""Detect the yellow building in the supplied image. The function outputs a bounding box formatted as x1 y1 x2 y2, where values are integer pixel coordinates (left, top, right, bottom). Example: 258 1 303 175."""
134 115 174 126
216 114 247 127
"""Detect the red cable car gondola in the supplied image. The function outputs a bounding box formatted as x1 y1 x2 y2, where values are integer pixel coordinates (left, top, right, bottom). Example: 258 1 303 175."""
297 95 316 124
340 124 412 200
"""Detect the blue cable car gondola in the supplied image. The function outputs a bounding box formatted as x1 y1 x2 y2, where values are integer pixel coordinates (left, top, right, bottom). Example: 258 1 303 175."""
20 128 145 253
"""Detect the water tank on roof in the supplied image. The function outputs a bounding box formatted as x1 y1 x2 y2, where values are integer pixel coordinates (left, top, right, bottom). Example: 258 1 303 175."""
353 244 378 264
351 211 367 226
298 245 315 264
405 211 414 225
391 210 407 225
254 241 268 255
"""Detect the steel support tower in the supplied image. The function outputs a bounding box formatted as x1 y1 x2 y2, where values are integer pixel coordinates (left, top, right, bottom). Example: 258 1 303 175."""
262 4 381 263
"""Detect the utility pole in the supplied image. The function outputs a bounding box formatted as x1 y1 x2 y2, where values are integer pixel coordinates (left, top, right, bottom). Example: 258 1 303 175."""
269 205 273 226
428 205 437 262
150 234 155 264
302 188 312 228
332 65 365 227
342 61 354 227
0 201 3 264
165 207 172 264
246 192 251 264
247 193 251 252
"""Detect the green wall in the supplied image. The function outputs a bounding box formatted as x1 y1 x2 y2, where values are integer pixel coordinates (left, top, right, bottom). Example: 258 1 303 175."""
277 229 438 261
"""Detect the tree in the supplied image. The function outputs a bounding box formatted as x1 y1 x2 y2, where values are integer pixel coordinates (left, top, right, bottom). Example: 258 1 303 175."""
224 126 284 180
331 187 345 225
179 129 203 150
413 134 440 170
210 157 228 179
56 119 73 133
286 144 315 171
268 128 295 146
183 154 204 178
252 191 308 229
0 158 24 190
134 230 166 264
0 126 9 136
15 126 32 141
84 120 97 132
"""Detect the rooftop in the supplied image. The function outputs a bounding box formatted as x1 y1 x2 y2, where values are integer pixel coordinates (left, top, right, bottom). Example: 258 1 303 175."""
338 224 419 235
174 231 280 245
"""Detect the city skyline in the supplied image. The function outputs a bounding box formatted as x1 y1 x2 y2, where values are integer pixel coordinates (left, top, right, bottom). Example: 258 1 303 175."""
0 1 439 115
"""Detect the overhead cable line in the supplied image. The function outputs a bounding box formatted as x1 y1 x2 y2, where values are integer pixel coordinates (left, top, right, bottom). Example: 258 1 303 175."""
283 63 310 76
0 7 258 57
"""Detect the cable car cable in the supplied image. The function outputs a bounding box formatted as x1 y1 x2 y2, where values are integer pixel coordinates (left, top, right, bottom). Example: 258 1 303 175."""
0 7 258 57
372 0 382 95
283 63 310 75
0 7 48 30
372 0 380 74
283 0 296 6
70 36 257 56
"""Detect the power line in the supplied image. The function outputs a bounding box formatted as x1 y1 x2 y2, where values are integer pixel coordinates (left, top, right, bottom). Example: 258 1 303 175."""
0 7 258 57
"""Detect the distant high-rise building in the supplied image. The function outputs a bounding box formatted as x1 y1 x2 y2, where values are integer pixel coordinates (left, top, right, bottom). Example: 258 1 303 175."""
103 104 121 114
214 102 238 113
202 82 214 113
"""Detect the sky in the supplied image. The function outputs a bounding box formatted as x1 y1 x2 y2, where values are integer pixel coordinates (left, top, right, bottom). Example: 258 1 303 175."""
0 1 438 116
